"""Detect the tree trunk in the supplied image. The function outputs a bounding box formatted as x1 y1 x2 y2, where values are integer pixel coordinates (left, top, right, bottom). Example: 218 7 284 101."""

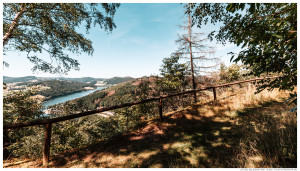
188 5 197 103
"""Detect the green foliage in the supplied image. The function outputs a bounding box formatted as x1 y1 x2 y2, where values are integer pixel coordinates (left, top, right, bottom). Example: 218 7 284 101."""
114 106 139 132
39 80 93 99
190 3 296 96
70 81 137 110
6 127 44 159
157 54 188 94
44 98 144 155
3 3 120 74
219 63 244 82
219 63 227 81
136 78 159 119
155 54 193 112
3 88 44 124
3 88 45 159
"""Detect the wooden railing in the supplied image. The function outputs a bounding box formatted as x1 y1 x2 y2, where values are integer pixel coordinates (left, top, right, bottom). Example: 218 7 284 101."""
3 76 280 166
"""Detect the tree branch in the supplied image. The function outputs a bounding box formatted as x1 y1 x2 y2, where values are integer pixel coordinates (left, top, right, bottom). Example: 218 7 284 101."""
3 3 18 13
3 4 26 46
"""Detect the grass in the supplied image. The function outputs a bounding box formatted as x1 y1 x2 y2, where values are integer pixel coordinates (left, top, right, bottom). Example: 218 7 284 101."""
3 84 297 168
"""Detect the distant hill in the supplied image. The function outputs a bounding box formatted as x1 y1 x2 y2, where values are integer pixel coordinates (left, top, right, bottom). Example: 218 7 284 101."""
61 76 135 85
4 76 135 100
3 76 40 83
3 76 135 84
105 76 135 85
59 77 105 83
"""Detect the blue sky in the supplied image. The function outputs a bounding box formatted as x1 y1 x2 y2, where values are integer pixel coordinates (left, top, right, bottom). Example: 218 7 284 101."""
3 3 241 78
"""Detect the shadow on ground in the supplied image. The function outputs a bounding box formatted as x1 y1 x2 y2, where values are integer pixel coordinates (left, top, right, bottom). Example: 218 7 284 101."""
42 99 296 168
4 97 296 168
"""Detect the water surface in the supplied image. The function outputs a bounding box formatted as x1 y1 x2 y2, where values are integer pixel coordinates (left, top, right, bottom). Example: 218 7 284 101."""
43 87 105 108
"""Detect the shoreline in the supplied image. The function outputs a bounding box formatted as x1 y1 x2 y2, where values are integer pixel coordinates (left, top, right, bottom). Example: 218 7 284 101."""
42 86 106 108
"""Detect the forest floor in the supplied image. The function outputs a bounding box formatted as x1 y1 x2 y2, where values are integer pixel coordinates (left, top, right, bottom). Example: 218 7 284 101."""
3 84 297 168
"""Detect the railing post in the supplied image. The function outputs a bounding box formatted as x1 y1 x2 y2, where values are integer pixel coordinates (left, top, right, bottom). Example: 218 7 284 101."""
159 97 163 121
43 123 52 166
213 87 217 101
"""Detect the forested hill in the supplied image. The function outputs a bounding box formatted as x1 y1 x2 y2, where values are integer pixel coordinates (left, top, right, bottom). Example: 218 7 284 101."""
105 76 134 85
59 77 104 83
63 77 151 110
61 76 134 85
69 78 140 110
59 76 134 85
17 80 95 100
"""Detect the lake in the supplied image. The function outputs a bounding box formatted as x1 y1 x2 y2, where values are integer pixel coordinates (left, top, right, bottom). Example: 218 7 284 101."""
43 87 106 108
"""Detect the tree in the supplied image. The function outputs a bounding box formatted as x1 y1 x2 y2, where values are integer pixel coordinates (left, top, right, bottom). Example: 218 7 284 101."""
136 78 157 119
189 3 296 103
156 54 192 111
157 54 188 94
3 88 44 124
175 4 220 102
219 63 244 83
3 3 120 74
3 88 45 159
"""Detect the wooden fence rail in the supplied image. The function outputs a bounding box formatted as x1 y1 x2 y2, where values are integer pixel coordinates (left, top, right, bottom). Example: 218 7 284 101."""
3 76 280 165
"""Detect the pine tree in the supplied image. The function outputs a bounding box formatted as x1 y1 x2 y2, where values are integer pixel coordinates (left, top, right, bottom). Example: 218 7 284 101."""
175 4 220 102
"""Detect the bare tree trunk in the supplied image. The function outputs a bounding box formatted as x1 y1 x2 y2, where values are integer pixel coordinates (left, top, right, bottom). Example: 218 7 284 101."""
188 6 197 103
